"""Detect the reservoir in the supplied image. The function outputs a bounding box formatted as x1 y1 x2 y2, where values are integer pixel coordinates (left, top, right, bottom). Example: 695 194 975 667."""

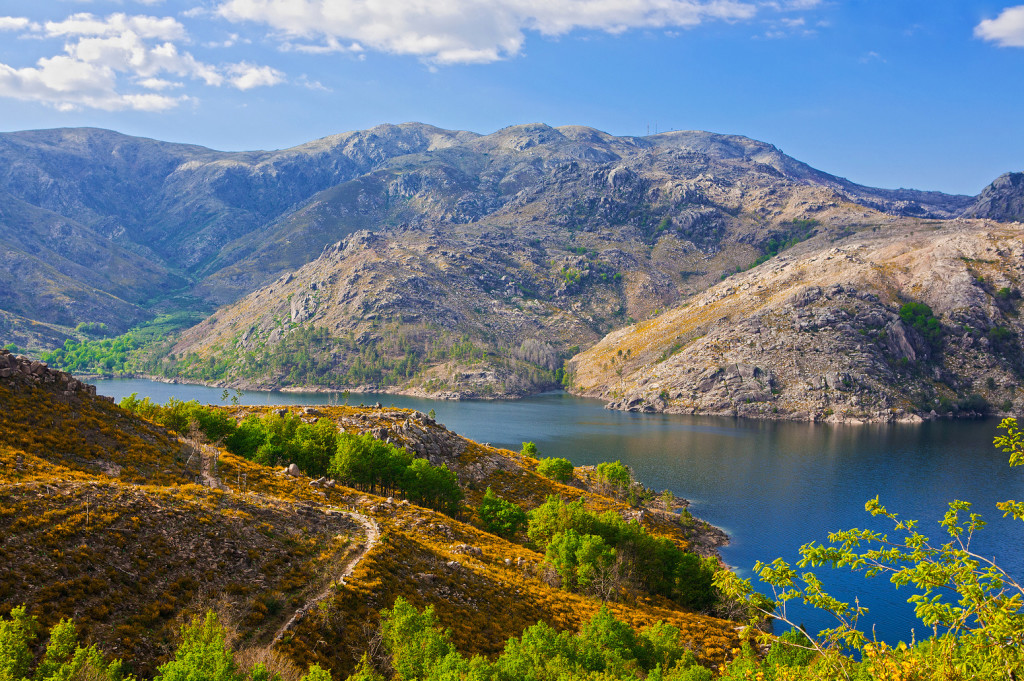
94 378 1024 645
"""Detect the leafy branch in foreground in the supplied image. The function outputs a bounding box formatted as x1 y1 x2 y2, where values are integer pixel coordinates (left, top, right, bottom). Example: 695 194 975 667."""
714 417 1024 680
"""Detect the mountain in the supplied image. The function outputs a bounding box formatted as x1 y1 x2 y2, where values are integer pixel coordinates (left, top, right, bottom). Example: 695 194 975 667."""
566 220 1024 422
0 124 470 334
962 172 1024 222
4 123 1017 405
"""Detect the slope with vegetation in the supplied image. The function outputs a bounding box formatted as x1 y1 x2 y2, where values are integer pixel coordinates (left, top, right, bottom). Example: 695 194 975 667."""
1 353 740 681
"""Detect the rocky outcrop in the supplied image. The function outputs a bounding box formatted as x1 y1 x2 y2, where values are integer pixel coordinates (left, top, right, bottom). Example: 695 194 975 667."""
962 172 1024 223
570 221 1024 422
0 348 101 399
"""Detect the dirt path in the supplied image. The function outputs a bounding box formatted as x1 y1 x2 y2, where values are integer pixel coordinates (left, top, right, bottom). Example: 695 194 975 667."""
271 508 379 644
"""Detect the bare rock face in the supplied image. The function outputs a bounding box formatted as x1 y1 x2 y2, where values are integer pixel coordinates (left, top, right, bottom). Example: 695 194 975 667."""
962 172 1024 223
570 221 1024 422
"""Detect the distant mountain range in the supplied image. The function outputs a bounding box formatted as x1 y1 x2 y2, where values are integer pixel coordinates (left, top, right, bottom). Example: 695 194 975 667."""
1 123 1021 417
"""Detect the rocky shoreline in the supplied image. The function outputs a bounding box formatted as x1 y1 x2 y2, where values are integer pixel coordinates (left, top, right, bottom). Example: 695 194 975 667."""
82 369 1005 425
569 222 1024 424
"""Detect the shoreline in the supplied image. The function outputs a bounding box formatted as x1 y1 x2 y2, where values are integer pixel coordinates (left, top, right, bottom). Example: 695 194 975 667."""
86 372 1000 425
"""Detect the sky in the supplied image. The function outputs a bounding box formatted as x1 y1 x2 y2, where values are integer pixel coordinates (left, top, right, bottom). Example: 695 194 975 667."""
0 1 1022 196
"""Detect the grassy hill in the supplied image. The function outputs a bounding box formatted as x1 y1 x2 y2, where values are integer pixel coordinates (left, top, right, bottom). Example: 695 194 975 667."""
0 350 740 679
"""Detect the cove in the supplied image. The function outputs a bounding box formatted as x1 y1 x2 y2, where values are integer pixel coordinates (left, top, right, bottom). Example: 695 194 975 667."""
94 378 1024 645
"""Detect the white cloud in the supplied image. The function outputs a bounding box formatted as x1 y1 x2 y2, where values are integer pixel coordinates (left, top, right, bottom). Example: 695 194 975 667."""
0 16 36 31
298 74 330 91
137 76 182 89
226 61 284 89
0 11 285 111
205 32 241 48
763 0 820 9
65 33 225 85
45 12 186 41
0 55 184 111
976 5 1024 47
216 0 762 64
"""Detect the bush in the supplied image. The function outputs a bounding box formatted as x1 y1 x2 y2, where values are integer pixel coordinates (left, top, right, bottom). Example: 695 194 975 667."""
899 301 943 351
714 418 1024 680
376 598 713 681
536 457 574 482
521 442 539 457
155 612 241 681
478 487 528 538
527 496 719 609
595 461 633 496
0 608 127 681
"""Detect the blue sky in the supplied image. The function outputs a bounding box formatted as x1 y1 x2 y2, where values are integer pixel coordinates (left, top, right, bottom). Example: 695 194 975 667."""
0 1 1022 195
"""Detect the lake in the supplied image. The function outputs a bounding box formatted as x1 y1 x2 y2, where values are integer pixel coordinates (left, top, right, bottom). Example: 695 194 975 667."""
94 378 1024 645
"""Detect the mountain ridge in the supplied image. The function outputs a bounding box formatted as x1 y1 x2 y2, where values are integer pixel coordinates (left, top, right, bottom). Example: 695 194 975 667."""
1 123 1020 415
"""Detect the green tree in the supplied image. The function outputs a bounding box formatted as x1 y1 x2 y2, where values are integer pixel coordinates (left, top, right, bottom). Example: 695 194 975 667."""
527 496 595 547
715 417 1024 679
378 598 463 681
546 529 613 591
521 442 539 458
154 612 242 681
0 609 127 681
291 419 339 477
478 487 528 538
0 605 37 681
595 461 633 498
899 301 943 351
299 665 331 681
536 457 574 482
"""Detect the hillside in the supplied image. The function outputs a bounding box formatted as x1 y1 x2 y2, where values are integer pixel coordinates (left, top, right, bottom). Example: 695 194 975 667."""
0 350 740 679
2 123 990 398
963 172 1024 222
148 125 983 396
566 219 1024 422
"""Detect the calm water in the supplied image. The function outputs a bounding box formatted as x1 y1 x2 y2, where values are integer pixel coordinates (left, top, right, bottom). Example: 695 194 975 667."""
95 378 1024 644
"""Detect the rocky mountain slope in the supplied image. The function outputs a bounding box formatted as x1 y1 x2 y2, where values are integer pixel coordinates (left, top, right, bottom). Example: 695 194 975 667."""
567 219 1024 422
1 353 739 677
7 123 1022 407
1 124 972 338
963 172 1024 222
150 124 986 396
0 124 471 334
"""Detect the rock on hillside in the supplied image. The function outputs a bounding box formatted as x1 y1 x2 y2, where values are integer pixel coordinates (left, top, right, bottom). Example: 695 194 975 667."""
962 172 1024 223
568 220 1024 422
195 124 974 303
0 347 99 398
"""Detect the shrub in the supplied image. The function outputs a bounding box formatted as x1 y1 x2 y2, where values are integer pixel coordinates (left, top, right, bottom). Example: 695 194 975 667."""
154 611 241 681
536 457 574 482
527 496 719 609
478 487 528 538
0 607 128 681
899 301 943 351
714 418 1024 680
595 461 633 497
